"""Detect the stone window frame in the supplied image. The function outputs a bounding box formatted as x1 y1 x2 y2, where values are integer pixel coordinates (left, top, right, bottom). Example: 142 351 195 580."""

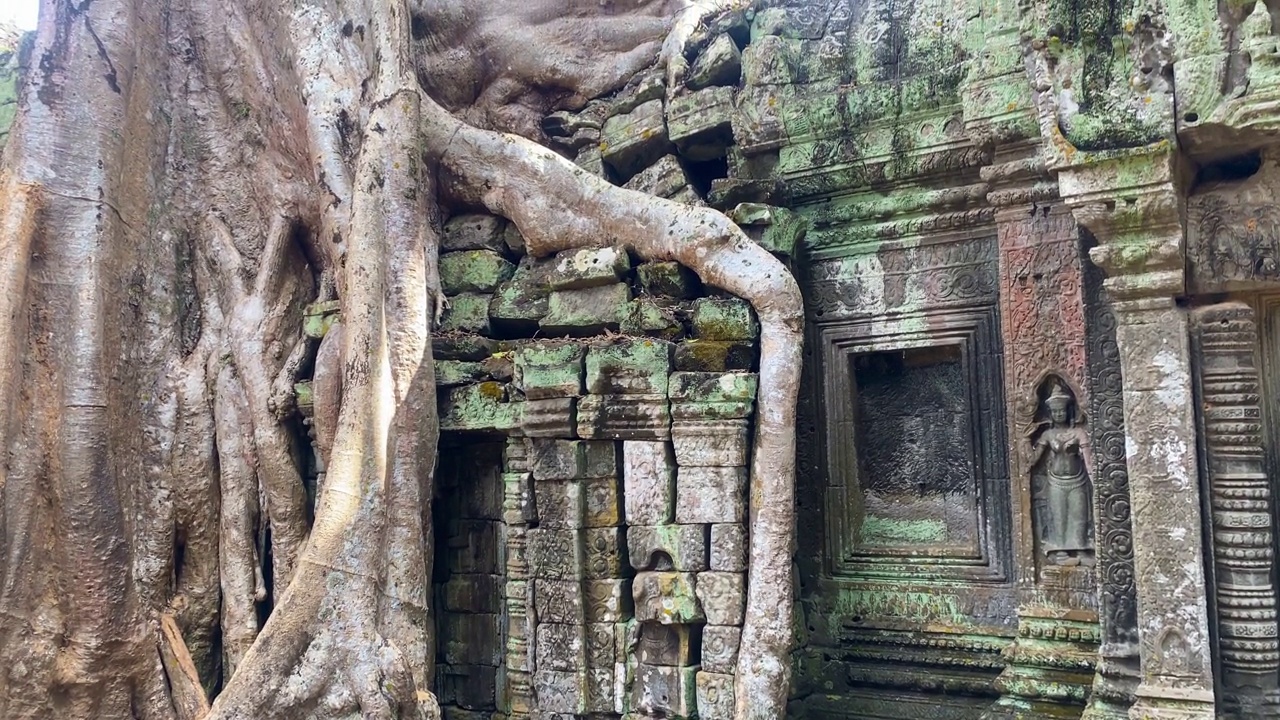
816 304 1012 584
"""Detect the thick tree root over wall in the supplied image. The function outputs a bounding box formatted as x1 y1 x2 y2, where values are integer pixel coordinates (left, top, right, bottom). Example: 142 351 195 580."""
0 1 799 719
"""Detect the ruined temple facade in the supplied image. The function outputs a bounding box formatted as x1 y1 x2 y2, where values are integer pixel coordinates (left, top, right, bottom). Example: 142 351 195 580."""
288 0 1280 717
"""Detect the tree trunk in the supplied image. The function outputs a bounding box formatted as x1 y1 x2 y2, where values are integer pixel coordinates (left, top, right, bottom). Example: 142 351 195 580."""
0 1 801 718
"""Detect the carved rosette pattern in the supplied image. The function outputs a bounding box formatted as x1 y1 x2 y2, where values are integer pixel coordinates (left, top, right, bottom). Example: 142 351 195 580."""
1191 303 1280 709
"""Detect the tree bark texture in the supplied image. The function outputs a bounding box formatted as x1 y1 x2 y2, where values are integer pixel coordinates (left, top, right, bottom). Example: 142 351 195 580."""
0 1 800 718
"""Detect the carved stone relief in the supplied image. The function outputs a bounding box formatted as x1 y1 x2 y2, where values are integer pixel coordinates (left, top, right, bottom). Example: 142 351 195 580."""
1026 378 1095 568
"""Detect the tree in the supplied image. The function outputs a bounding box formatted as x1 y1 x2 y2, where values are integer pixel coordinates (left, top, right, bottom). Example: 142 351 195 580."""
0 1 801 718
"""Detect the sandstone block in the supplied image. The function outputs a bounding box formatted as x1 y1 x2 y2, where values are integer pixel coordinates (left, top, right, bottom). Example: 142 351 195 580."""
667 86 735 161
521 397 577 438
585 666 616 713
620 298 684 341
728 202 807 258
302 299 340 339
635 622 698 666
533 669 585 714
623 441 676 525
442 213 507 252
513 343 585 399
439 292 492 334
623 154 691 199
669 371 758 405
673 339 756 372
600 99 670 179
585 579 633 623
542 283 631 335
534 579 583 625
694 571 745 626
710 523 747 572
528 528 581 580
696 671 736 719
585 622 616 666
584 526 626 579
633 571 703 624
536 623 584 672
585 339 672 395
701 625 741 673
628 523 708 572
439 383 519 433
632 664 697 718
534 479 582 529
547 246 631 290
690 297 758 341
502 471 536 526
671 418 750 466
676 466 747 524
442 614 501 666
433 333 498 361
445 520 500 574
444 574 502 614
740 33 796 85
528 439 587 481
688 33 742 90
489 272 549 334
584 477 623 528
577 394 671 440
434 360 486 387
636 260 700 299
439 250 516 294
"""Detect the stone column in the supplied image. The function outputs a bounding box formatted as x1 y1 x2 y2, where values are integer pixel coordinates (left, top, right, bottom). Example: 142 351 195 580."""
1059 152 1216 719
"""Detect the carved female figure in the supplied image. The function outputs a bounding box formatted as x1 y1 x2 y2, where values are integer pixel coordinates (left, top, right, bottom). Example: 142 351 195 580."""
1028 382 1094 567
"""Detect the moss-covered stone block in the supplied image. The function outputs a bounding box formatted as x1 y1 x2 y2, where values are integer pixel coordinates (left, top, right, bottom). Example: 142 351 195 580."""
542 283 632 335
489 256 554 334
667 86 735 162
600 99 670 180
442 213 508 253
741 34 796 85
690 297 758 341
303 300 341 339
514 342 586 399
620 298 685 341
673 340 756 372
439 250 515 295
547 246 631 291
688 33 742 90
728 203 807 258
435 360 487 387
636 261 700 299
585 339 672 395
439 292 492 334
433 334 498 361
668 372 758 404
623 155 691 199
439 382 519 432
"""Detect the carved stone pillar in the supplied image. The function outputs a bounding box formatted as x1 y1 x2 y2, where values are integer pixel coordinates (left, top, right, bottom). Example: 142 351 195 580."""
1060 151 1217 719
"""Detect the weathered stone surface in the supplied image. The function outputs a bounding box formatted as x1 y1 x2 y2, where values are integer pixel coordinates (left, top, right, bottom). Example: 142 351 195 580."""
669 371 758 404
489 267 550 333
673 339 756 372
438 665 499 710
542 283 631 335
690 297 758 340
577 394 671 440
433 333 498 361
534 479 582 528
444 574 503 614
443 213 508 252
584 477 623 528
528 439 586 481
671 418 749 466
536 623 584 672
709 523 747 572
584 666 616 713
740 34 795 85
533 669 584 714
547 246 630 290
434 360 486 387
442 614 501 666
514 343 585 399
521 397 577 437
636 261 700 299
728 202 807 258
302 300 341 339
695 571 745 626
628 524 708 572
439 292 492 334
439 382 519 433
623 155 690 199
632 664 697 717
606 68 665 117
585 621 615 666
623 440 676 525
701 625 741 673
502 471 536 526
585 339 672 395
575 144 607 177
635 622 698 666
620 298 684 340
600 99 670 179
527 528 581 580
584 527 626 579
668 86 735 161
676 466 746 524
585 579 633 623
696 671 736 719
688 33 742 90
534 579 584 625
633 571 703 624
439 250 516 294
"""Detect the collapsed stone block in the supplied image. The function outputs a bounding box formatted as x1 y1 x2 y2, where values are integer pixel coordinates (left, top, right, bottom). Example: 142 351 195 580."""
673 339 756 372
547 246 631 290
710 524 747 572
671 418 750 467
439 250 516 294
689 33 742 90
439 292 492 334
600 99 670 179
302 299 341 339
690 297 758 341
442 213 508 253
632 663 697 718
584 526 626 579
623 154 692 199
542 283 631 335
676 466 747 524
627 524 709 572
490 267 550 333
534 579 584 625
585 578 633 623
513 343 585 399
701 625 741 673
633 571 703 624
696 671 736 720
577 394 671 440
521 397 577 437
694 571 746 626
585 338 673 395
635 621 699 666
623 440 677 525
636 260 700 299
667 86 735 161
